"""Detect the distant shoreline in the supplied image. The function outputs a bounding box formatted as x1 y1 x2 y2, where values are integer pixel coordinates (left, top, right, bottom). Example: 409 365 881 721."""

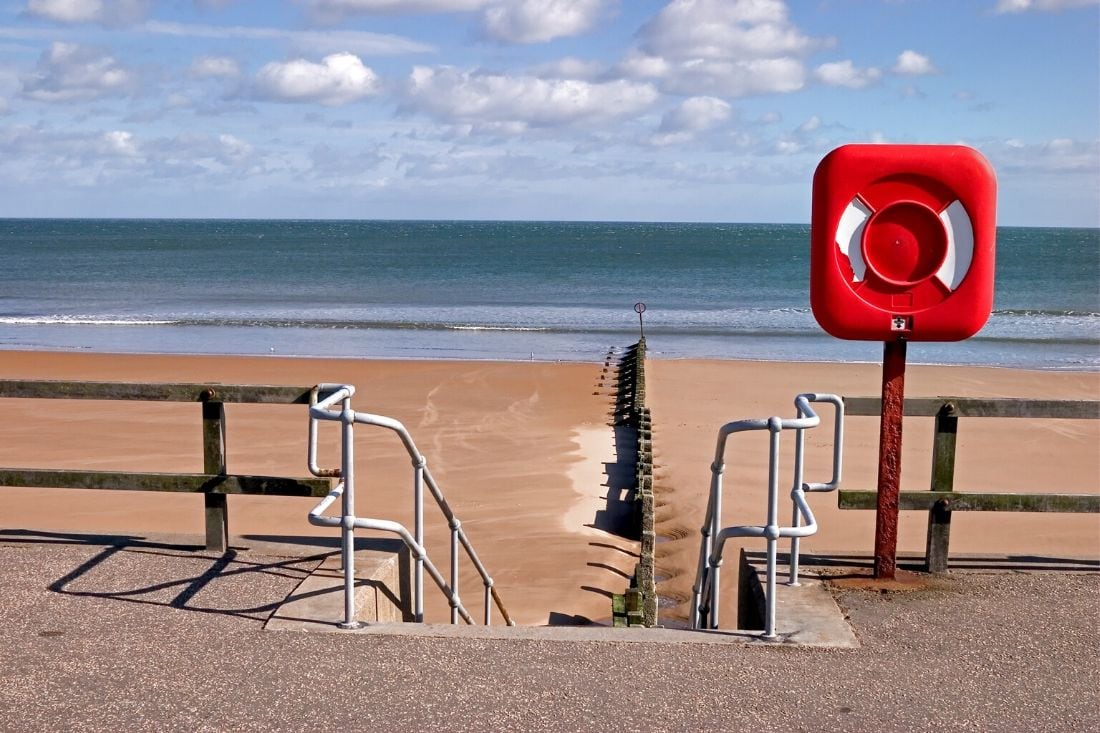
1 343 1096 372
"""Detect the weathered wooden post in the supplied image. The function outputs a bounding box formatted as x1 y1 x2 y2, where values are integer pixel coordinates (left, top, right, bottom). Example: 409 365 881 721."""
925 401 958 572
201 388 229 552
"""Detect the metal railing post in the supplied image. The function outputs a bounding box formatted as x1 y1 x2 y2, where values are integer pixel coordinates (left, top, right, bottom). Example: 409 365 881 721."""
709 467 723 629
339 396 360 630
450 522 459 625
307 387 513 627
413 458 425 623
689 394 843 637
788 407 807 586
763 417 782 640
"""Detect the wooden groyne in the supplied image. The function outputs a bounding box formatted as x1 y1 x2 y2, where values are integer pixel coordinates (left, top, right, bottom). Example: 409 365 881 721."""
611 338 658 627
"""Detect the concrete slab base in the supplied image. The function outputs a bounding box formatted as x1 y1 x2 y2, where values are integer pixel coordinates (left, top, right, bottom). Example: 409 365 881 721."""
737 549 860 648
269 622 841 646
266 538 411 631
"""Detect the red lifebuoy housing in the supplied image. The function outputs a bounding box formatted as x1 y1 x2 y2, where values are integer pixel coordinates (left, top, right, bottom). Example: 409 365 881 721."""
811 144 996 342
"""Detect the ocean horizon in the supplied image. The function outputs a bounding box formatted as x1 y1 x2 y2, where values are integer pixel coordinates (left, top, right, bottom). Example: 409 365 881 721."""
1 218 1097 371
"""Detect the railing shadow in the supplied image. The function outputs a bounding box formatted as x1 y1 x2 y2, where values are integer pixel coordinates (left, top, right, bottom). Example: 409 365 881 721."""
1 528 327 621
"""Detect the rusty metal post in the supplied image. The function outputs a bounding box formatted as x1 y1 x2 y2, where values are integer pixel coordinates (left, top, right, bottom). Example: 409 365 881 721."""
202 391 229 552
925 402 958 572
873 339 907 579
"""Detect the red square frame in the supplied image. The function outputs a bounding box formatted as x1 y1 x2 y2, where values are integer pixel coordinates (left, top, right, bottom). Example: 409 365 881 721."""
810 144 997 342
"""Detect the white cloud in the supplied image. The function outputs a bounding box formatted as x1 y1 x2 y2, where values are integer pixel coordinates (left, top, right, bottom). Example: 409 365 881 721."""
658 95 731 133
642 56 806 97
142 21 434 56
26 0 102 23
650 95 731 145
622 0 825 97
892 50 936 76
398 149 562 181
255 53 380 106
103 129 139 156
798 115 820 133
639 0 820 60
308 143 386 179
482 0 612 43
993 0 1098 12
309 0 489 18
0 124 274 189
25 0 147 25
190 55 240 79
813 60 882 88
771 114 829 155
530 56 605 80
21 42 136 102
310 0 612 45
216 133 253 160
618 50 671 79
982 136 1100 174
405 66 658 131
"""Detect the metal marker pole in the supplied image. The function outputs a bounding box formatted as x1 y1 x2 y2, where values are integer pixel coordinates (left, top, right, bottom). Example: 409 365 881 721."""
873 338 907 579
634 302 646 340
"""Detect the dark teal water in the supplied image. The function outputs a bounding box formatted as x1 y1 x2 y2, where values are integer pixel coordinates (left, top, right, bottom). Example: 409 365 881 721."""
0 219 1096 368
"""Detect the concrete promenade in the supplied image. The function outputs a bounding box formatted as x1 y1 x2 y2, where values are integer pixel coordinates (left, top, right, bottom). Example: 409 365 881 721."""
1 532 1097 732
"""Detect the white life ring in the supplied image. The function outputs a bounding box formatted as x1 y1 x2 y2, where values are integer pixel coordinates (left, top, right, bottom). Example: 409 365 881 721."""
834 197 974 291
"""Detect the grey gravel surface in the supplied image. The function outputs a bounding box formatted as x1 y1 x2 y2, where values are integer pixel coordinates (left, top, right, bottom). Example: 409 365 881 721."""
1 539 1097 732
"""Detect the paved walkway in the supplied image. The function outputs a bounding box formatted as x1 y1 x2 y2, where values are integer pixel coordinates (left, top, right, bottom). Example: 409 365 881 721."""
0 533 1097 732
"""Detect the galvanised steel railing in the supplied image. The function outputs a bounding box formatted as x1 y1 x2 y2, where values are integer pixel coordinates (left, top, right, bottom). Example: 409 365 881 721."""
691 393 843 639
306 384 513 629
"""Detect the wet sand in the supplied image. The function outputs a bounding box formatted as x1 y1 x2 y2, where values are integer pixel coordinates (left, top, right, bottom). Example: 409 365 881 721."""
0 351 1097 627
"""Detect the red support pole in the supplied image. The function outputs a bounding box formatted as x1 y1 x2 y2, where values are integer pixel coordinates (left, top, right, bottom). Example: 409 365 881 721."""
874 338 907 579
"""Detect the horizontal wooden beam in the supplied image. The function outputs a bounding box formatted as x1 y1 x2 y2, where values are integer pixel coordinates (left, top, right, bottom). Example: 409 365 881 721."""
0 380 348 405
0 469 332 497
842 397 1100 419
838 489 1100 513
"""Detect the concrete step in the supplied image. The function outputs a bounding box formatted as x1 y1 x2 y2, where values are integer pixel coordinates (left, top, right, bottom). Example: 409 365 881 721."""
266 538 411 631
737 549 860 648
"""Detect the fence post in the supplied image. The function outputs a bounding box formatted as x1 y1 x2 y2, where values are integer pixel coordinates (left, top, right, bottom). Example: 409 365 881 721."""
925 402 958 572
202 393 229 552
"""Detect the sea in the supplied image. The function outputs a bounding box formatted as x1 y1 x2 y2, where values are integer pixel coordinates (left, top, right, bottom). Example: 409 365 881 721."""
0 219 1096 370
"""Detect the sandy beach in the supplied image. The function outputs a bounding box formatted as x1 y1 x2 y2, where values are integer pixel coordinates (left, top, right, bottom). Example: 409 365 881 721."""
1 350 1097 628
647 358 1100 623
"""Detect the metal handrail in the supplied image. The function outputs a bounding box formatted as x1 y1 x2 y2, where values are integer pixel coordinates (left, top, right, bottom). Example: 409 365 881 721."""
306 383 514 628
690 393 843 639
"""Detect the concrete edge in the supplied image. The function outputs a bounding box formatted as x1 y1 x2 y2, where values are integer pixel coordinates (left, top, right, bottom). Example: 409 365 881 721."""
262 619 862 647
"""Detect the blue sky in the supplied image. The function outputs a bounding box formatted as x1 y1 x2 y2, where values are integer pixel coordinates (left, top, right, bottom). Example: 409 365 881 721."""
0 0 1096 225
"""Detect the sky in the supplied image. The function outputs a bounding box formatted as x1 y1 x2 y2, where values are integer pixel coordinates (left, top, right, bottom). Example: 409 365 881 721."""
0 0 1096 226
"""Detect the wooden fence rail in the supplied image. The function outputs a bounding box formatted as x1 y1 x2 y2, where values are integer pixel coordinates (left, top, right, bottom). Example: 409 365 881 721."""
0 380 335 551
838 396 1100 572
